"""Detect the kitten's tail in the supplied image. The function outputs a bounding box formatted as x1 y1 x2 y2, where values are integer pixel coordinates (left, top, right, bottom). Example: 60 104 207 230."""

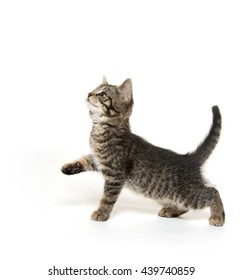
189 106 222 165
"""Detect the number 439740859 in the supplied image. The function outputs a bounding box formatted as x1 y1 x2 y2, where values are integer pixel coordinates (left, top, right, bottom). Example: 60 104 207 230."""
140 267 195 276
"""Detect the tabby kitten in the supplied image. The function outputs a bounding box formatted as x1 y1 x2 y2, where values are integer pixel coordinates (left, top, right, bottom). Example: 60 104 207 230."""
61 77 225 226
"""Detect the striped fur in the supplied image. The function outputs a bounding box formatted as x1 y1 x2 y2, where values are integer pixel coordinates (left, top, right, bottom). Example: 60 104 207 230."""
61 78 225 226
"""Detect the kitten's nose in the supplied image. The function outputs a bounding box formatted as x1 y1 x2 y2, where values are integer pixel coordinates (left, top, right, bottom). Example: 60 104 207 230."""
88 92 93 98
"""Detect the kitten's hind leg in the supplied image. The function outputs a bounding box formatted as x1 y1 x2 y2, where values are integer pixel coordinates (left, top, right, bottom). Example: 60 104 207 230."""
158 207 188 218
209 189 225 226
61 154 97 175
183 186 225 226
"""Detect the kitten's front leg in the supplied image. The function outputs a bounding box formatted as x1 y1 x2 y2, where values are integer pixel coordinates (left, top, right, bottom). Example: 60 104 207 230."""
61 154 97 175
91 180 123 221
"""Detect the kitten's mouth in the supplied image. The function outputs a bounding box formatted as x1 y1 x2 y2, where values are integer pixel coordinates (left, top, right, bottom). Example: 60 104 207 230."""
87 97 98 108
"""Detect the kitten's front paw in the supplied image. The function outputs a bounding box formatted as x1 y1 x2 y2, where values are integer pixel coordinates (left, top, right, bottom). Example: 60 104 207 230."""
61 162 84 175
91 210 110 222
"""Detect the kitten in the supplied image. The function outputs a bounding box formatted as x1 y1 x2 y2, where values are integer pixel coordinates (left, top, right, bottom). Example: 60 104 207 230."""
61 77 225 226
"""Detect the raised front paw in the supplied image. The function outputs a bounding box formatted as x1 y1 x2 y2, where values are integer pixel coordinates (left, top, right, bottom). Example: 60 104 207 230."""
91 210 110 222
61 162 84 175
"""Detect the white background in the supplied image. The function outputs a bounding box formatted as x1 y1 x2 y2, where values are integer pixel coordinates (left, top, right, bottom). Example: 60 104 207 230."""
1 0 243 279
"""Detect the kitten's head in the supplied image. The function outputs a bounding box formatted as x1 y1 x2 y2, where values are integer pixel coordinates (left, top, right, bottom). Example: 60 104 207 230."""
86 77 133 123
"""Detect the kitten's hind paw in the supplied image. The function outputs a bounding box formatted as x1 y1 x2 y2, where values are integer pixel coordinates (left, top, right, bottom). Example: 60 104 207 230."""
91 210 109 222
158 207 188 218
209 214 225 227
61 162 84 175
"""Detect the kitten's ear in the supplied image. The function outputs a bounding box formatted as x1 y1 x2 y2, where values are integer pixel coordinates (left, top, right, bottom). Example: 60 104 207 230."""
102 76 108 84
119 78 133 102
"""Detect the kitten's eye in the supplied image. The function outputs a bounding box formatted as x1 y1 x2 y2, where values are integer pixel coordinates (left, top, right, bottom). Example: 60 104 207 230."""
97 92 107 97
